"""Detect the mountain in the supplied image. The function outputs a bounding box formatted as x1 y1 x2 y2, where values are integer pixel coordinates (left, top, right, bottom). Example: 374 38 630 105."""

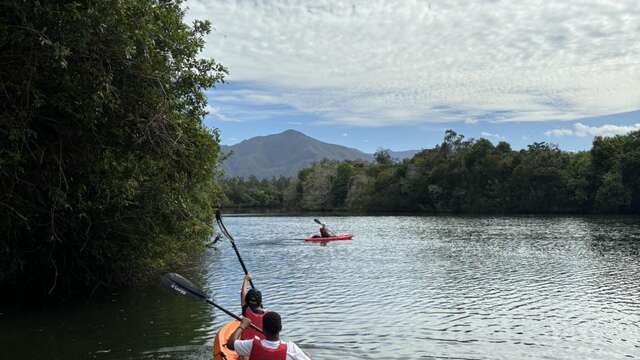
388 149 420 160
220 130 419 179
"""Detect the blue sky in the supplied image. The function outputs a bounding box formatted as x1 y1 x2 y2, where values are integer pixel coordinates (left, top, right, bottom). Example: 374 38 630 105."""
189 1 640 153
204 81 640 153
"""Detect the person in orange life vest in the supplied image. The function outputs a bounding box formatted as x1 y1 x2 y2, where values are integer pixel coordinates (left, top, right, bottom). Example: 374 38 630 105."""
227 311 311 360
319 224 334 238
240 274 266 340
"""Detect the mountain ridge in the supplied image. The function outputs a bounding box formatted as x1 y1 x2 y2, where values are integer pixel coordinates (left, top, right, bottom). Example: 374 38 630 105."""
220 129 419 179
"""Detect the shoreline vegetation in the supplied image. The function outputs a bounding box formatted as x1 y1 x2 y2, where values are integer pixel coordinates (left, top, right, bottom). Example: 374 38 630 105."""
221 129 640 215
1 0 226 300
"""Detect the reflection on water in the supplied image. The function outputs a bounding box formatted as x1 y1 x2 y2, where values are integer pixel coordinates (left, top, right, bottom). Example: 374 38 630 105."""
1 283 215 360
2 216 640 359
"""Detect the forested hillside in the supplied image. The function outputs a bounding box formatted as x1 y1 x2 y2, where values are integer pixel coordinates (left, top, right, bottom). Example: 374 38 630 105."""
221 130 640 214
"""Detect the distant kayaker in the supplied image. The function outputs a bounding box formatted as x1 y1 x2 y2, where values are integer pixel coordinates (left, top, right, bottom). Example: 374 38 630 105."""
319 223 334 238
228 311 311 360
240 274 266 340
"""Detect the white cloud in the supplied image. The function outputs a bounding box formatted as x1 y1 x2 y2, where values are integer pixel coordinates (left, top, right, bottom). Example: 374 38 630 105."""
545 122 640 137
574 123 640 137
206 89 285 106
205 104 240 122
207 93 297 122
464 118 479 125
341 133 348 137
188 0 640 126
481 132 506 141
544 128 574 137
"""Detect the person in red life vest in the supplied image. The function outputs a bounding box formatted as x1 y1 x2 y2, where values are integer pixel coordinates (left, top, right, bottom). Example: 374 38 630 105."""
227 311 311 360
240 274 266 340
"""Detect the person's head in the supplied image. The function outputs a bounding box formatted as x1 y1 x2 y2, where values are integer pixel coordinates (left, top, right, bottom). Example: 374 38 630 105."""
245 288 262 309
262 311 282 337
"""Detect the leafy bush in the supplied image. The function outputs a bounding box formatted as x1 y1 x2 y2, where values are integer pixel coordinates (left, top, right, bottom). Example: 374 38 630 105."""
0 0 226 298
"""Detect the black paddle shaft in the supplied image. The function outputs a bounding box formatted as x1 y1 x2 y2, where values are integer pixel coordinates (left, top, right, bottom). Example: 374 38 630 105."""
228 237 255 289
204 298 265 333
216 210 255 289
162 273 263 333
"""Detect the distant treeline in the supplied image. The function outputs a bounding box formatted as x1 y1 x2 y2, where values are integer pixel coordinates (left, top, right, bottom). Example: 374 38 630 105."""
221 130 640 214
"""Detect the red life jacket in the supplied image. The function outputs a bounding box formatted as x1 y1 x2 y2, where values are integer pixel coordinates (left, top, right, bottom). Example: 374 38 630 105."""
248 338 287 360
241 307 266 340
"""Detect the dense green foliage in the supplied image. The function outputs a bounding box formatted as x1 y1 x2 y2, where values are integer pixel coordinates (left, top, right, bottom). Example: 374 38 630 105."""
0 0 226 298
224 130 640 214
220 176 290 209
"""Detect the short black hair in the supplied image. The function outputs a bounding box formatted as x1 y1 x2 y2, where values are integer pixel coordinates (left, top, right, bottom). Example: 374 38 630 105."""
262 311 282 335
245 289 262 308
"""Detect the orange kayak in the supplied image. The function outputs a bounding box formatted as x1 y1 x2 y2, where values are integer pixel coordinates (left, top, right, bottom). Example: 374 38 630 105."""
213 320 240 360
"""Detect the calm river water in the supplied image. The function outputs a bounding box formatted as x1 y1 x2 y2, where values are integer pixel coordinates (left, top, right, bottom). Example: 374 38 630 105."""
2 216 640 359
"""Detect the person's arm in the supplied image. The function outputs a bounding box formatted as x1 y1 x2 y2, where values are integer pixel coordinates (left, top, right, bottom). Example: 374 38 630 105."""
289 341 312 360
324 225 335 237
226 317 252 351
240 274 251 308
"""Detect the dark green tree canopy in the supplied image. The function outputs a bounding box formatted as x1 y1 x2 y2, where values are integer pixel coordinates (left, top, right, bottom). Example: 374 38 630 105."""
1 0 226 299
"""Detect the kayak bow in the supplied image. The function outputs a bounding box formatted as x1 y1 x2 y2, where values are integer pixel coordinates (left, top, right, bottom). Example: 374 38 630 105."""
213 320 241 360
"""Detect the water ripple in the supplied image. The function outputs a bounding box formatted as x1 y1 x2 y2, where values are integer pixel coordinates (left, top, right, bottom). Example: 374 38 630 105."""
196 215 640 360
3 215 640 360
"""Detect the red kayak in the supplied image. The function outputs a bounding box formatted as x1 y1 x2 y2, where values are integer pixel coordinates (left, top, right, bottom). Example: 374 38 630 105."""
305 233 353 242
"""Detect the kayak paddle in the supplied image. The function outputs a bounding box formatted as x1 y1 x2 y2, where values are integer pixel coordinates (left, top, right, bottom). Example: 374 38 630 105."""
215 210 255 289
161 272 263 334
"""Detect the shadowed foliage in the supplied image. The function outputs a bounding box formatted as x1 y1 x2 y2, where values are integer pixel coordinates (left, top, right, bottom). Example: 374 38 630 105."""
0 0 226 299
